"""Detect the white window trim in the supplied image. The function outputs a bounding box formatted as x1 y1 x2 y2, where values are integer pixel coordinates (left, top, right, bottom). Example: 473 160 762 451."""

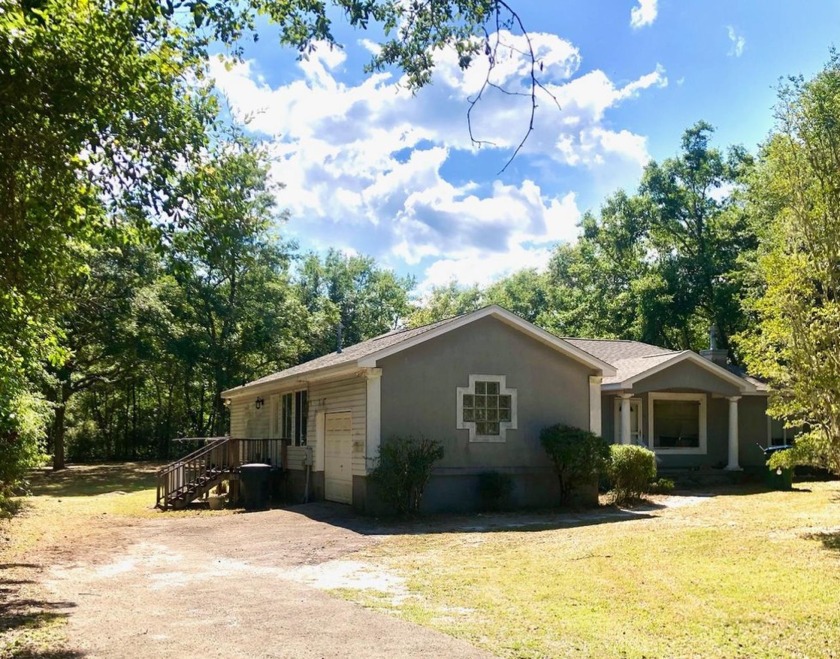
613 397 643 444
456 374 517 443
647 392 707 455
277 389 308 445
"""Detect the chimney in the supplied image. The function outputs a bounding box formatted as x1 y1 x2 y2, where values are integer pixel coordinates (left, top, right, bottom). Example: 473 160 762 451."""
336 321 344 354
700 325 728 367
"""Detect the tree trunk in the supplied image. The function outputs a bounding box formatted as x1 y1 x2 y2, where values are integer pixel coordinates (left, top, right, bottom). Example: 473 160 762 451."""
52 403 66 471
52 379 71 471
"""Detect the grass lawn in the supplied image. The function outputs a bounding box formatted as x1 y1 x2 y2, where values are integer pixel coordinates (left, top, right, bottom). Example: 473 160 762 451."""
2 466 838 658
341 484 840 658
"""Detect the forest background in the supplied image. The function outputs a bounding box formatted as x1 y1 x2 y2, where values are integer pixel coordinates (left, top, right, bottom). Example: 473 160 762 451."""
2 1 839 508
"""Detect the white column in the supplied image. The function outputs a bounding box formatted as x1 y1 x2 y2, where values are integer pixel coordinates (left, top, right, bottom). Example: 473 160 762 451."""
726 396 742 471
365 368 382 472
619 392 633 445
589 376 603 436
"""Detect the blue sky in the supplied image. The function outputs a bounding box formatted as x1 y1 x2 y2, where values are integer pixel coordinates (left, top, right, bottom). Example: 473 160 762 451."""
211 0 840 293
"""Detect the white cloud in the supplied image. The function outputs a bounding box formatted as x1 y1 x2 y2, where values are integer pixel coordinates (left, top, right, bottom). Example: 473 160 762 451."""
210 34 664 289
630 0 658 29
727 26 746 57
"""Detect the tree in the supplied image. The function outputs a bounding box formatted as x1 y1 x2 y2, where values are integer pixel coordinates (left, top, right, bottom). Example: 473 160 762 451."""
1 0 214 471
485 269 550 323
540 193 655 340
738 53 840 475
296 250 414 356
164 137 309 437
639 122 755 354
541 123 755 353
407 282 484 327
45 232 156 469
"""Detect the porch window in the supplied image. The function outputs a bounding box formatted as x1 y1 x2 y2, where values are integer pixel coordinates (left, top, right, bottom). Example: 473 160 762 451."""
457 375 517 442
281 390 308 446
648 392 707 454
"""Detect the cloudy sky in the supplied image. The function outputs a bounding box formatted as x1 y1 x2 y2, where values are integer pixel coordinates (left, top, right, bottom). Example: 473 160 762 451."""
212 0 840 293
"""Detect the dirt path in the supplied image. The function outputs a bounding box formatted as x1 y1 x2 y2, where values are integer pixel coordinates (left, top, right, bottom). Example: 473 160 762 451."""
40 503 494 658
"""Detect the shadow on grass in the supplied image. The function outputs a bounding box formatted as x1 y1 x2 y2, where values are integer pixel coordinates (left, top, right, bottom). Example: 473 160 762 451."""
268 500 658 537
804 530 840 553
0 601 74 634
28 463 163 498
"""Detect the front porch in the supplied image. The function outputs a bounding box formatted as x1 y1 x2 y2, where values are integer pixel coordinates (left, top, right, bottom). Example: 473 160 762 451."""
601 355 769 470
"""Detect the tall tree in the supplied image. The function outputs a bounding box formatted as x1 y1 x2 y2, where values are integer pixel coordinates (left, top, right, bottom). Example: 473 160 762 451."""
407 282 484 327
297 250 414 355
739 53 840 474
45 232 156 469
640 122 755 354
164 137 309 436
542 123 755 353
485 269 550 324
1 0 214 471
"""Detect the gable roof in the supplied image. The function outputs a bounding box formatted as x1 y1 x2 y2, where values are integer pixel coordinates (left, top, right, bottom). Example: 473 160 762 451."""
565 338 759 393
222 306 616 398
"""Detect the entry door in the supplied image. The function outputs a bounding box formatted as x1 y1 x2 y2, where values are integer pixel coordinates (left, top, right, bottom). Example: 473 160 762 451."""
614 398 643 444
324 412 353 504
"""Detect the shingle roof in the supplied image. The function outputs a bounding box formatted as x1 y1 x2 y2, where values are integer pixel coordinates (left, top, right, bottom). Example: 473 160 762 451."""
224 315 461 393
224 308 763 396
565 338 682 385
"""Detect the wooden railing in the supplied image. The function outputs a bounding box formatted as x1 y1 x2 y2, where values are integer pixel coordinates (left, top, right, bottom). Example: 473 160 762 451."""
156 437 289 510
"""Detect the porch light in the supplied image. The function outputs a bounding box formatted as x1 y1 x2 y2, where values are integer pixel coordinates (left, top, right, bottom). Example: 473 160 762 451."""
255 397 264 409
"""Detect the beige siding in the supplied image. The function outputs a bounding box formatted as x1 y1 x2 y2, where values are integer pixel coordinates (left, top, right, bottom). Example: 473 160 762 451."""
228 374 367 474
286 446 309 470
229 400 251 438
308 376 367 477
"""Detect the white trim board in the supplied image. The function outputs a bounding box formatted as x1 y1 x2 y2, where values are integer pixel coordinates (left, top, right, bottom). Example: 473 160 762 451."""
647 392 707 455
456 374 518 443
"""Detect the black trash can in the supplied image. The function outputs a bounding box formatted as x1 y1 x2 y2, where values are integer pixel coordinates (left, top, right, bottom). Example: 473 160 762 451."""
761 445 794 490
240 463 272 510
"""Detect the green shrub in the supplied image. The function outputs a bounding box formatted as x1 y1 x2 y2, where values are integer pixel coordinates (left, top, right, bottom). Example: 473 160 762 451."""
648 477 675 494
540 424 610 505
609 444 657 503
369 435 444 515
477 471 514 511
0 388 49 516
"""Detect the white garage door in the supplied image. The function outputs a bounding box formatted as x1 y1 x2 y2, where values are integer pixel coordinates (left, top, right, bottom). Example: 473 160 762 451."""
325 412 353 504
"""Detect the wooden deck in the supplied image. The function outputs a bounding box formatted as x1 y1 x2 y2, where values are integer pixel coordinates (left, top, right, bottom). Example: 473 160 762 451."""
156 437 288 510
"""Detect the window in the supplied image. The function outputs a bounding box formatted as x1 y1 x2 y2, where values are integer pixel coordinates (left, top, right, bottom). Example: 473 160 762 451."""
457 375 517 442
280 390 308 446
648 392 706 454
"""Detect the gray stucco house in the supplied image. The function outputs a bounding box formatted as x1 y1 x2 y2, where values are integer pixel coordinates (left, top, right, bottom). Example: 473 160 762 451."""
221 306 777 512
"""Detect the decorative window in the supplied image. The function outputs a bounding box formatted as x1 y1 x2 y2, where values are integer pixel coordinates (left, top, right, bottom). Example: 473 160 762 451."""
280 390 308 446
457 375 517 443
647 392 706 454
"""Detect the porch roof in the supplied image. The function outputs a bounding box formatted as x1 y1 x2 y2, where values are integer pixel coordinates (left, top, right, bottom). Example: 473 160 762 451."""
565 338 765 394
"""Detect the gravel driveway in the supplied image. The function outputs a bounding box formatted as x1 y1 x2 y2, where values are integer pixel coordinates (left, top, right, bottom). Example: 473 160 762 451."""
43 503 493 658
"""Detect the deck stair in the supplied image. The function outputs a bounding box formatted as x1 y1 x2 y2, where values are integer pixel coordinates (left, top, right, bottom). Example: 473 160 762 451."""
156 437 287 510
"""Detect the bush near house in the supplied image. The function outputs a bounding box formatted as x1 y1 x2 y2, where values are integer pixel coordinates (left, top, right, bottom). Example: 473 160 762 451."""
609 444 657 503
540 424 610 505
369 435 444 515
648 477 675 494
477 471 514 511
